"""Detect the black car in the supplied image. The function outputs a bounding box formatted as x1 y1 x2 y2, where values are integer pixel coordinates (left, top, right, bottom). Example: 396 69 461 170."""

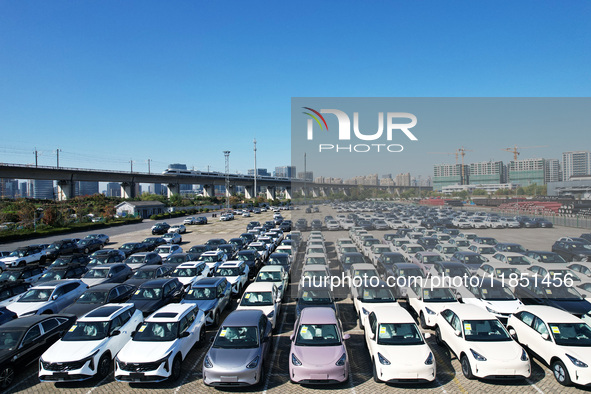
118 242 149 257
0 307 17 327
235 250 261 277
49 254 90 269
375 252 407 279
124 264 174 287
310 219 323 230
36 263 88 284
165 253 199 266
240 233 257 244
532 218 553 228
76 238 103 254
267 253 291 275
581 233 591 242
217 244 237 260
524 251 567 264
188 245 211 255
205 238 227 248
0 314 76 389
129 278 184 316
88 249 125 266
0 265 45 284
514 280 591 317
228 238 247 250
295 285 336 318
44 239 81 261
417 237 438 251
142 237 167 251
246 221 261 230
61 283 136 318
0 281 30 304
552 241 591 262
151 223 170 235
339 252 366 273
279 221 292 232
195 216 208 225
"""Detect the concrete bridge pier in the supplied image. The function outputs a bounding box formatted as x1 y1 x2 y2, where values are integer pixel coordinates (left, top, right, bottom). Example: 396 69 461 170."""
120 182 138 199
57 180 75 201
167 183 180 198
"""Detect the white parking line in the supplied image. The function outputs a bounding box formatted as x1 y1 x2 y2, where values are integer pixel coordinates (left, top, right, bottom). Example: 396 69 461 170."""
86 372 112 394
527 378 545 394
262 303 288 394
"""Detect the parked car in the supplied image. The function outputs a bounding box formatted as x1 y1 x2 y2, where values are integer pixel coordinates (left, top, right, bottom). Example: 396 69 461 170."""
88 249 125 266
129 278 184 316
81 263 132 287
45 239 81 261
36 263 87 284
142 237 167 251
289 307 349 385
0 245 46 268
115 303 205 382
76 238 104 254
237 282 282 329
436 304 530 380
213 261 250 297
0 280 30 307
154 244 183 260
61 283 136 318
118 242 149 258
125 264 174 287
507 305 591 386
0 265 45 284
181 277 231 326
124 252 162 271
365 305 435 383
162 232 182 244
197 250 228 272
352 280 397 329
49 254 89 269
84 233 110 245
39 303 144 382
236 250 261 278
0 314 76 389
552 241 591 262
203 309 273 387
7 280 88 317
169 261 210 287
151 222 170 235
406 278 459 329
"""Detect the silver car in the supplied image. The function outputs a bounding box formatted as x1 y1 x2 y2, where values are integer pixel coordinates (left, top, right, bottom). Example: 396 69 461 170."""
203 309 273 387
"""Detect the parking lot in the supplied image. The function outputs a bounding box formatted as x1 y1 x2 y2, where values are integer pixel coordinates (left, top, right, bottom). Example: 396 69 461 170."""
5 206 591 393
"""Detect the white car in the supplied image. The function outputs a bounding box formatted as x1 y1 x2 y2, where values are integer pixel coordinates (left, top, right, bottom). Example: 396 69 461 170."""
197 250 228 272
115 303 205 382
406 278 459 329
255 265 289 300
168 224 186 234
326 220 341 231
169 262 210 287
0 245 46 268
39 303 143 382
369 244 393 266
162 232 182 244
433 244 459 260
399 244 425 262
455 278 523 324
236 282 282 329
213 261 250 296
247 242 270 261
353 282 398 329
183 217 196 225
7 279 88 317
436 304 530 380
488 252 532 267
485 218 505 229
365 305 435 383
155 244 183 260
507 305 591 386
242 211 251 217
448 238 471 252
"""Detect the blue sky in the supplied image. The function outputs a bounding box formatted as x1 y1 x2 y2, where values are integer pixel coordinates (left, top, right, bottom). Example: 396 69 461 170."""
1 1 590 178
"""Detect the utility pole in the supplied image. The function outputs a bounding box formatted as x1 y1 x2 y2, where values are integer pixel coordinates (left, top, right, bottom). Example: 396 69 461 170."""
224 151 230 211
304 152 307 204
34 148 38 168
147 159 151 174
253 139 257 200
56 148 61 168
130 159 134 173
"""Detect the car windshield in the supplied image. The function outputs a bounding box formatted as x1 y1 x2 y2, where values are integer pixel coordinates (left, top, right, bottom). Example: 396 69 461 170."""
126 256 145 264
548 270 580 281
377 323 424 345
360 287 395 303
295 324 340 346
441 247 458 254
215 267 240 276
19 288 53 302
198 255 218 262
495 268 520 276
383 255 405 264
423 255 442 263
0 272 20 281
241 291 274 306
408 247 423 253
47 244 60 250
132 288 162 300
473 285 516 300
421 239 437 247
168 255 187 264
539 285 583 300
84 269 109 278
548 323 591 346
77 290 108 304
185 287 216 300
479 247 496 254
398 268 426 278
422 288 456 302
269 256 288 265
213 326 259 349
352 269 378 278
573 244 591 251
455 240 470 247
134 322 179 342
441 266 470 278
249 245 265 252
50 257 72 268
463 319 511 342
8 250 27 257
537 253 567 264
305 257 326 265
38 271 65 282
506 256 530 265
256 271 283 282
299 290 333 304
62 321 109 341
342 247 357 254
120 244 134 250
237 253 253 261
171 268 198 277
155 247 171 253
462 255 486 264
133 269 156 279
191 246 208 253
505 245 526 253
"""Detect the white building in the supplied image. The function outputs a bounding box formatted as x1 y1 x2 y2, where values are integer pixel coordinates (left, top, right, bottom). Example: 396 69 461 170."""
562 151 591 181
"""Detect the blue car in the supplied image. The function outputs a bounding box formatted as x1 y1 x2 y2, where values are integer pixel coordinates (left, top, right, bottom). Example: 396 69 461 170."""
181 277 231 326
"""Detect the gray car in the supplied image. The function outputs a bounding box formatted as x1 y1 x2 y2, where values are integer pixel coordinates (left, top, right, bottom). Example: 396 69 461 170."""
181 277 232 326
81 263 132 287
203 309 273 387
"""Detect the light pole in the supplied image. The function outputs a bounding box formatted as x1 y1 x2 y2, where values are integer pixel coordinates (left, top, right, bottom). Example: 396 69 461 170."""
253 139 257 201
224 151 230 211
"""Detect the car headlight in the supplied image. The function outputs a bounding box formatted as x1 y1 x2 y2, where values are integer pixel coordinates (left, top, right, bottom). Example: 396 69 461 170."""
485 306 499 315
521 349 528 362
291 353 302 366
21 310 39 317
246 356 260 369
425 352 434 365
335 353 347 366
377 352 390 365
425 307 436 315
470 349 487 361
204 355 213 368
566 353 588 368
362 307 370 316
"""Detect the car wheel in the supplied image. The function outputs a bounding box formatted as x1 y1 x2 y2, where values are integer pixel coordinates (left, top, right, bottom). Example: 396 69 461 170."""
214 312 220 327
84 248 90 254
0 365 15 388
18 260 25 267
97 353 111 379
199 327 206 344
552 359 572 386
170 355 182 381
460 355 474 380
435 326 443 347
372 359 380 383
358 312 364 329
419 312 428 329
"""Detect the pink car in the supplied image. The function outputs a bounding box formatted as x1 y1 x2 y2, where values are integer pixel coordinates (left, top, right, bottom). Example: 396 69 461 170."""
289 307 350 384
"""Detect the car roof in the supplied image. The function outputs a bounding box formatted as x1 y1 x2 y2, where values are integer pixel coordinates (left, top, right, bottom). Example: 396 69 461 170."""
192 277 225 287
244 282 275 292
517 305 584 323
495 252 526 257
258 265 284 273
83 283 121 291
219 261 242 268
32 279 83 288
146 303 194 322
370 304 412 323
177 261 205 268
0 314 70 329
299 307 338 324
81 303 135 321
222 309 264 326
89 263 125 269
137 264 162 271
445 304 494 320
139 278 173 288
349 263 375 270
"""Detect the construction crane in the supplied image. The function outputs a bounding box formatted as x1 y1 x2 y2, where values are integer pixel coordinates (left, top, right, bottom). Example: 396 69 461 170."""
502 145 547 161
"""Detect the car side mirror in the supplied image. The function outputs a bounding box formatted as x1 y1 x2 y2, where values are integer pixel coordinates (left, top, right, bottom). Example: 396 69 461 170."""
541 332 550 341
289 334 295 341
454 329 462 337
179 331 191 338
343 333 351 340
509 329 516 338
111 330 121 336
424 333 431 339
130 331 136 338
369 332 375 340
108 274 113 278
52 294 59 300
